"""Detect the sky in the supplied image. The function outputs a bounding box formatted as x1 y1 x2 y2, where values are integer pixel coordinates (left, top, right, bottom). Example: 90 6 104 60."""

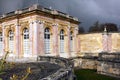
0 0 120 31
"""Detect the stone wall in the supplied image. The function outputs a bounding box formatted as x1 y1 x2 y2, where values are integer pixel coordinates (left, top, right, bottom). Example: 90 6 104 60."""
78 33 103 56
77 33 120 56
97 52 120 78
37 56 75 80
70 56 98 69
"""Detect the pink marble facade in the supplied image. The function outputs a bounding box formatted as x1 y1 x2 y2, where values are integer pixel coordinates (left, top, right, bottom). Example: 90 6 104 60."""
102 33 112 52
52 24 59 56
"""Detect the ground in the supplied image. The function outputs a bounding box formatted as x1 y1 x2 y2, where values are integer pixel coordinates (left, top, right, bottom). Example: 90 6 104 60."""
74 69 119 80
0 62 61 80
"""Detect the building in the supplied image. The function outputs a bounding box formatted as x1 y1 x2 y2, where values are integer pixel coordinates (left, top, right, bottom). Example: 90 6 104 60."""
1 4 120 61
0 4 79 61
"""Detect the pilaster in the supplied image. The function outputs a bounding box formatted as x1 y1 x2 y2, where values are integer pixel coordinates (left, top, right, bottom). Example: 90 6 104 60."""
102 32 109 52
67 26 71 58
39 21 45 56
74 27 79 57
15 24 20 58
29 21 33 56
2 26 5 56
52 23 59 56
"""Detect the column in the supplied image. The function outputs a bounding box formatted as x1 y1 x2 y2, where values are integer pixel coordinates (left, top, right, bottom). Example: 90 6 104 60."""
52 23 59 56
33 21 38 57
2 26 5 56
15 24 20 58
29 21 33 56
107 33 112 52
102 32 108 52
74 27 79 57
67 26 70 58
29 20 45 56
39 21 45 56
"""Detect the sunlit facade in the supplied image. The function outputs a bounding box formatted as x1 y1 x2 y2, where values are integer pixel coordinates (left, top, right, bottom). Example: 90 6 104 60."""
0 4 79 60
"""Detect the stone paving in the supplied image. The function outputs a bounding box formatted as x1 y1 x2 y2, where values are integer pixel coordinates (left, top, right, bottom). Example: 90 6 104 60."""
0 62 61 80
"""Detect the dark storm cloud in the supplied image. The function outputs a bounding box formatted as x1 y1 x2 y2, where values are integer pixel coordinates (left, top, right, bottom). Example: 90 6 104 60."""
0 0 120 31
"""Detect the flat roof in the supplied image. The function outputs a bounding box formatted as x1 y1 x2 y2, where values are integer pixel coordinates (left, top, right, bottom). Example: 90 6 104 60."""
0 4 80 24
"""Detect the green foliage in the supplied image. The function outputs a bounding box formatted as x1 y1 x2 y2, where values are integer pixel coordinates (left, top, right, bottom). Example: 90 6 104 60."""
10 67 31 80
88 21 101 32
0 51 9 72
74 69 117 80
79 26 85 34
88 21 118 33
0 51 31 80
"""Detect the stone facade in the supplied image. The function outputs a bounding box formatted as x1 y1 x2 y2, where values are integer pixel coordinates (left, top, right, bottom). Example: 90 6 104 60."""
77 32 120 57
97 53 120 78
37 56 75 80
0 4 120 79
70 57 98 69
0 4 79 60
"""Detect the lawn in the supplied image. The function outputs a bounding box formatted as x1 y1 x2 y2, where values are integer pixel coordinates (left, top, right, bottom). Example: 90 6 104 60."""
74 69 118 80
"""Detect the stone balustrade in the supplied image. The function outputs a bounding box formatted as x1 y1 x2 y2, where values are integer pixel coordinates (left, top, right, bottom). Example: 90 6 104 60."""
97 52 120 78
69 56 98 69
37 56 75 80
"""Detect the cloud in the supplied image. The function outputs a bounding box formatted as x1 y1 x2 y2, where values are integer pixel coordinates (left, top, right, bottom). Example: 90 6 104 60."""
0 0 120 31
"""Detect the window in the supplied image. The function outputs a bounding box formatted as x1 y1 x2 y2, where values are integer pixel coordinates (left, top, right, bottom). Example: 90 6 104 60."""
70 31 73 51
8 30 14 53
0 32 3 54
60 29 64 53
44 28 50 53
23 28 30 55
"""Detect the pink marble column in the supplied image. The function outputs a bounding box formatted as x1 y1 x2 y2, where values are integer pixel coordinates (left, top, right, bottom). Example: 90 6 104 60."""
73 27 78 57
78 37 81 53
32 20 39 57
52 23 59 56
15 24 20 58
107 34 112 52
2 27 5 55
67 26 71 58
102 33 108 52
29 22 33 56
38 21 45 56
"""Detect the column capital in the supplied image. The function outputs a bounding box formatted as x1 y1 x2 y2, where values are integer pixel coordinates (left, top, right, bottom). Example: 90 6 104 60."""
2 26 5 29
31 20 45 24
52 23 58 26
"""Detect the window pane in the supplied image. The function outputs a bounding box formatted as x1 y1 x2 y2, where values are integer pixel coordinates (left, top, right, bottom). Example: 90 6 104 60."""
23 28 30 55
60 29 64 53
44 28 50 53
0 32 3 54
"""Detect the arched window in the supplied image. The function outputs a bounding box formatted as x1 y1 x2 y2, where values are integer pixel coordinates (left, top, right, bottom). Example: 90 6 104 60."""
44 28 50 53
23 28 30 55
60 29 64 53
70 31 73 51
8 30 14 53
0 32 3 54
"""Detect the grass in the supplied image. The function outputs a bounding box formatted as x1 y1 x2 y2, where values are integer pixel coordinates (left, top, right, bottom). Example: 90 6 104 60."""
74 69 117 80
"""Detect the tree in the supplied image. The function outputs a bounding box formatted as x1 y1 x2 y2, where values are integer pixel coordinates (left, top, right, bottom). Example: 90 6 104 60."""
100 23 118 32
88 21 101 32
88 21 118 33
78 26 85 34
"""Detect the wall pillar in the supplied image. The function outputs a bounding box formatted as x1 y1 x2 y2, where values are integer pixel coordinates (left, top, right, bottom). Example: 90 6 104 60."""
2 26 5 56
67 26 71 58
52 23 59 56
38 21 45 56
29 21 34 57
102 33 108 52
73 27 79 57
102 32 112 52
32 20 38 57
15 24 20 58
107 34 112 52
